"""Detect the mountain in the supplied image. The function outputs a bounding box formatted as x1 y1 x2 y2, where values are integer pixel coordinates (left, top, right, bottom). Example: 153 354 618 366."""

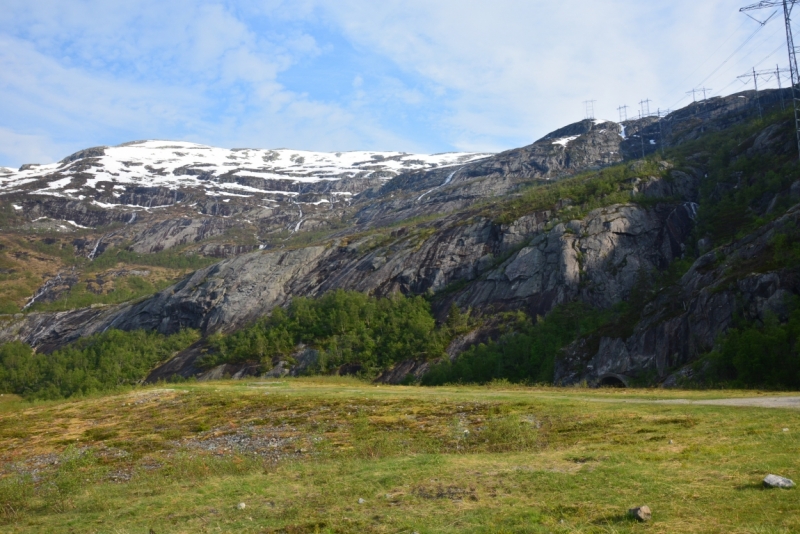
1 87 797 390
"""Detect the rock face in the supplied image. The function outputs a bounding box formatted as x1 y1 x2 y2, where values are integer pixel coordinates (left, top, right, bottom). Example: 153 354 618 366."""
456 202 696 316
353 119 627 227
555 203 800 387
0 198 696 356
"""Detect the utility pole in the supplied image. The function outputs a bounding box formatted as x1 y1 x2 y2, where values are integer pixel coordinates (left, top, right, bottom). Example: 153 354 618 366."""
738 68 764 120
686 88 699 102
584 100 597 120
700 87 712 100
740 0 800 159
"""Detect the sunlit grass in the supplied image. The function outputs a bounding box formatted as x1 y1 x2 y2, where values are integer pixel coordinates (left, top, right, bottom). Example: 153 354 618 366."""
0 379 798 533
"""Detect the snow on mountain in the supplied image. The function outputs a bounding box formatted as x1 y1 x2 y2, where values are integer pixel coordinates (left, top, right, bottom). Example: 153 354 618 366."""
551 135 580 148
0 140 492 203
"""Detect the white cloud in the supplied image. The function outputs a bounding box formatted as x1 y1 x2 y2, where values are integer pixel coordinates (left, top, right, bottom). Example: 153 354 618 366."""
0 0 792 164
313 0 789 148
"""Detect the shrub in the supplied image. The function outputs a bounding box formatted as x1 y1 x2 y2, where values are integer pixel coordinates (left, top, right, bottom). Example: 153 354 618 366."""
201 290 446 375
0 329 199 400
422 303 609 385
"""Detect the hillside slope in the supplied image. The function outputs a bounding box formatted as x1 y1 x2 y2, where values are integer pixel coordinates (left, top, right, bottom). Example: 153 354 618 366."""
1 88 798 390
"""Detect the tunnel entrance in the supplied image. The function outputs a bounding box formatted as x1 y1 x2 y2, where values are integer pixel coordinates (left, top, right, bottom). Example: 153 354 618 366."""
598 375 627 388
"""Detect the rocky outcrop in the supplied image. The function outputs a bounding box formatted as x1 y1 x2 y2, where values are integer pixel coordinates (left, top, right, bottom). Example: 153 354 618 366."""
555 203 800 386
0 195 697 356
353 119 627 227
454 202 696 316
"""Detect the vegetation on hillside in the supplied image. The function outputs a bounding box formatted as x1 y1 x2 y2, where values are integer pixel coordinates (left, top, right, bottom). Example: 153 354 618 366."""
423 303 610 386
200 290 449 374
490 160 667 225
0 329 198 400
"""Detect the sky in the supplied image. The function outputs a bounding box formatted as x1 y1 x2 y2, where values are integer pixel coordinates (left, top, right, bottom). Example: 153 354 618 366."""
0 0 793 167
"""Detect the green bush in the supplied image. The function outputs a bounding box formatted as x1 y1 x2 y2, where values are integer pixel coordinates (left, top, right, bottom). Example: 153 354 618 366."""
491 160 665 224
0 329 199 400
201 290 447 375
422 303 609 385
708 299 800 389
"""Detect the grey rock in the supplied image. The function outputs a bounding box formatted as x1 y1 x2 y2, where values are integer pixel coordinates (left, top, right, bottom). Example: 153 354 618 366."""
374 359 431 384
763 474 795 489
264 361 290 378
628 505 651 521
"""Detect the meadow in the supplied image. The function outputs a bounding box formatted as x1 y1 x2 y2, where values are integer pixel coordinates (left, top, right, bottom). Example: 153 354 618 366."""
0 379 798 533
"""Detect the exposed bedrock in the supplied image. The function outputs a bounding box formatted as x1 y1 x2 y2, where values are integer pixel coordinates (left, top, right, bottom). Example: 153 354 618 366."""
0 199 697 352
555 204 800 387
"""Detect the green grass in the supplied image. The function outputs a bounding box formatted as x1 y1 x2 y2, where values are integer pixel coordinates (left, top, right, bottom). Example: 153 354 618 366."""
0 379 798 533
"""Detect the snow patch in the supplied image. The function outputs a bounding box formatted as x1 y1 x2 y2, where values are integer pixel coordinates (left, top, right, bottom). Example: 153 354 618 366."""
552 135 580 148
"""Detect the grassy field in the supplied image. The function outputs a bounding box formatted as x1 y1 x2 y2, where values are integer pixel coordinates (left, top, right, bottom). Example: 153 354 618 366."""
0 379 798 533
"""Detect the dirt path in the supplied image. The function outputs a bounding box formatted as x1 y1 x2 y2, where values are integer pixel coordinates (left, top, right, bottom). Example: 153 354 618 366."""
654 396 800 409
579 396 800 409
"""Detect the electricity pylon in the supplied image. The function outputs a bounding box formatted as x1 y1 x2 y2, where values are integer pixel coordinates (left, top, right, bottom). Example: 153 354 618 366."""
740 1 800 158
584 100 597 120
738 68 764 119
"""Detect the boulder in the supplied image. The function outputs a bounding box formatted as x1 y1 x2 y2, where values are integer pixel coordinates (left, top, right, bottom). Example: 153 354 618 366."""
763 474 795 489
628 505 651 521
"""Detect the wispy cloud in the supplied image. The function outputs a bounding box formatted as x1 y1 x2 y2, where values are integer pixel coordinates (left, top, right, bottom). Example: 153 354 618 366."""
0 0 790 166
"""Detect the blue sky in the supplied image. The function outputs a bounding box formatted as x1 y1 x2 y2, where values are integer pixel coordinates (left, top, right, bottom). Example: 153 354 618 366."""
0 1 792 167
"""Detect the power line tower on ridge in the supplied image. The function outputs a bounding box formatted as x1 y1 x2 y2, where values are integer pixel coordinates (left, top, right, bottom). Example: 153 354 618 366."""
583 100 597 120
639 98 653 118
740 0 800 159
738 67 764 120
686 88 713 103
617 104 629 122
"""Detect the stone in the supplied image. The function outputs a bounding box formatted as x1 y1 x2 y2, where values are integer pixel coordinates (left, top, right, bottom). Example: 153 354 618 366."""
237 502 246 510
763 474 795 489
357 498 366 504
628 505 651 522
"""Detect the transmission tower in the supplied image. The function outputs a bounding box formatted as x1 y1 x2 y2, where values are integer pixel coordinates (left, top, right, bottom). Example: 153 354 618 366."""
639 98 653 117
583 100 597 120
617 104 629 122
686 88 713 102
740 0 800 159
738 68 764 120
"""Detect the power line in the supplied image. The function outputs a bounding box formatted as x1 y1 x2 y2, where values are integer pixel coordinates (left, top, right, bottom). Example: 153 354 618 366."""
668 22 772 110
695 22 771 89
661 18 751 100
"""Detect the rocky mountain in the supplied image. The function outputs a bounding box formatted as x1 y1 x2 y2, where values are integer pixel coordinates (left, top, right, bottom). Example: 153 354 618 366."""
1 87 797 388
